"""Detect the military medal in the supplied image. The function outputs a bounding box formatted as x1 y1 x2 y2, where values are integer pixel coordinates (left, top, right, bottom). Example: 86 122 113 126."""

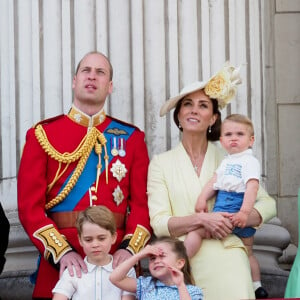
110 159 127 182
118 138 126 157
111 137 118 156
112 185 124 206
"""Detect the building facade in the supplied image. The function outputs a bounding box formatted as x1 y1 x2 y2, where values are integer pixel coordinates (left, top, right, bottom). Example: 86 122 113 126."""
0 0 299 295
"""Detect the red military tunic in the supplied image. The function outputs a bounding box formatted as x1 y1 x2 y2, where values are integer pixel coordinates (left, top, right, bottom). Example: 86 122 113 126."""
17 106 152 298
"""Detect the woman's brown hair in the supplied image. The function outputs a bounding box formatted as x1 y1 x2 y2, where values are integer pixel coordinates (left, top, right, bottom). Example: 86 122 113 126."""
173 97 221 141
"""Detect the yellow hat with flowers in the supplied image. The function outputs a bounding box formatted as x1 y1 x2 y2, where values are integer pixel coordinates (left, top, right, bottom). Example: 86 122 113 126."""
160 61 242 116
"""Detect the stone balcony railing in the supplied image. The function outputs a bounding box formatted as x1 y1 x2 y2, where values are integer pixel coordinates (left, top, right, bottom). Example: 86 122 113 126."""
0 214 296 300
254 217 294 298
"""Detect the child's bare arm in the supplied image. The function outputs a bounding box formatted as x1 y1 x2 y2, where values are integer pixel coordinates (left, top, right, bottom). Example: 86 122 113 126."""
109 245 162 293
232 179 259 227
195 174 218 212
166 265 191 300
52 293 68 300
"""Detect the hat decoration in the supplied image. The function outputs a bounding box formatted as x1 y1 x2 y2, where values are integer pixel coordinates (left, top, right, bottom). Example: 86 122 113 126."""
204 61 242 109
160 61 242 116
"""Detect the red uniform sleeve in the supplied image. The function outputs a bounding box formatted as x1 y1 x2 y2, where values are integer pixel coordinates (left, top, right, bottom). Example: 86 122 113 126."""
17 128 72 266
123 130 152 253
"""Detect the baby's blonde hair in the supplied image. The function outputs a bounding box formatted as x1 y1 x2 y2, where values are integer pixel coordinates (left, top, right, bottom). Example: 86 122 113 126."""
222 114 254 136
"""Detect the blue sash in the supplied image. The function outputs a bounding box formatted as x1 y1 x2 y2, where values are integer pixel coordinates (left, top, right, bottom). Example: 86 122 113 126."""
50 121 135 212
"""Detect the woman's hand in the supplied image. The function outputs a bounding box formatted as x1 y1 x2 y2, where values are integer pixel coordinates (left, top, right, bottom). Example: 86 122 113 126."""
199 211 233 239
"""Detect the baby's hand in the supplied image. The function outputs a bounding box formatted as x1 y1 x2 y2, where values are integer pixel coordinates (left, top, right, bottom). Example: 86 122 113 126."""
231 211 248 228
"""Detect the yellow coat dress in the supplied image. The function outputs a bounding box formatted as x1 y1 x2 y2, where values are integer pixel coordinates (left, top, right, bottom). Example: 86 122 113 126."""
147 142 276 300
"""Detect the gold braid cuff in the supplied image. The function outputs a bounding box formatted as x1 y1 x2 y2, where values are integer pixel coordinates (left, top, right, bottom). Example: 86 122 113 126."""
35 125 107 210
127 225 151 255
33 224 72 264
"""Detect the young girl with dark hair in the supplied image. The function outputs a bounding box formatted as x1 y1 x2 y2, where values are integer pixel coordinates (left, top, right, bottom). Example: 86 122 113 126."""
110 236 203 300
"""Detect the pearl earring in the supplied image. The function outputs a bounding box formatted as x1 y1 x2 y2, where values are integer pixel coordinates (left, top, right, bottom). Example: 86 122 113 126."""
208 125 212 133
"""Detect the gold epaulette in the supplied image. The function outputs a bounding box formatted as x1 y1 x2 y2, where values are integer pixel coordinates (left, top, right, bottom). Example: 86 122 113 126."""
127 225 151 254
33 225 72 264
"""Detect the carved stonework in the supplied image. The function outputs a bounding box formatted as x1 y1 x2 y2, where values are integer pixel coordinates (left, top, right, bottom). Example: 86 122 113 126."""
254 217 292 298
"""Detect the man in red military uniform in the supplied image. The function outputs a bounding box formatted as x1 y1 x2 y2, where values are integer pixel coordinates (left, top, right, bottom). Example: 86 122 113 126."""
17 51 152 299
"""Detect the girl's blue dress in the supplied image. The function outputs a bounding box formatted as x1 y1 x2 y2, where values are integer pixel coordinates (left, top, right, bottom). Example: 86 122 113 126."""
136 276 203 300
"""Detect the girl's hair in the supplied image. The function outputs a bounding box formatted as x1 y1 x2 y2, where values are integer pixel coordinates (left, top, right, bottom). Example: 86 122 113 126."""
223 113 254 136
75 205 116 236
150 236 195 285
173 97 221 141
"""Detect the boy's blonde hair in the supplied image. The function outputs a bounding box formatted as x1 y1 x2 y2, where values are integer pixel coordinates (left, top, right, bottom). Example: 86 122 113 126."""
222 113 254 136
76 206 116 236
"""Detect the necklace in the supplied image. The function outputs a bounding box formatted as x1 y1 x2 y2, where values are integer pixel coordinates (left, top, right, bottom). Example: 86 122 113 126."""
189 155 203 174
182 141 207 174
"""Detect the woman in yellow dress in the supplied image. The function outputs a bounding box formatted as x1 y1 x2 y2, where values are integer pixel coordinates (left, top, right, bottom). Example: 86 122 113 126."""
147 62 276 300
